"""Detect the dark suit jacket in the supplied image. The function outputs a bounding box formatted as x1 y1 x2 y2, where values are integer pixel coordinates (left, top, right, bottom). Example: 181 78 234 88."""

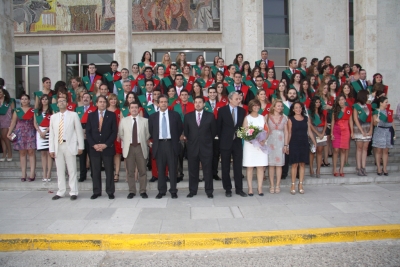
86 109 118 156
217 105 245 150
184 110 217 157
102 72 121 93
148 110 183 158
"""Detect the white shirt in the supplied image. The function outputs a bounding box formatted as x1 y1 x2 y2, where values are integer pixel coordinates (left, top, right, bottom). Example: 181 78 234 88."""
130 115 140 144
176 86 183 96
146 92 153 104
159 110 171 139
209 100 216 110
59 111 68 140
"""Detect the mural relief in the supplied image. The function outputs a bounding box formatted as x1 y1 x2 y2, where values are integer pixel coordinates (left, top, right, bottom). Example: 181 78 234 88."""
13 0 116 34
132 0 220 32
12 0 220 34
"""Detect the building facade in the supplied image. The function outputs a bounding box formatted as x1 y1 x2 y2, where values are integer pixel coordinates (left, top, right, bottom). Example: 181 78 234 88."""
1 0 399 106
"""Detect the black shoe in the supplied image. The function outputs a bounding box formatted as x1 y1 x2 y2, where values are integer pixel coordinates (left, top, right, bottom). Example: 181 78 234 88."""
147 165 152 171
78 178 86 182
90 194 101 199
127 193 135 199
199 178 204 182
171 193 178 199
384 172 389 176
236 191 247 197
213 175 221 181
225 191 232 197
166 176 170 182
149 176 158 182
70 195 77 200
108 194 115 199
140 193 148 199
156 193 166 199
177 177 182 183
101 166 105 171
281 175 287 180
52 195 61 200
207 193 213 199
248 193 254 197
187 192 195 198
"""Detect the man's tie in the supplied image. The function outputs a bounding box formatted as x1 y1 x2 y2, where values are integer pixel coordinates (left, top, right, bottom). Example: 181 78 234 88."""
147 93 151 102
58 113 64 144
197 112 201 126
183 104 187 114
84 106 88 113
99 111 104 131
162 113 167 138
211 101 215 110
363 80 366 89
235 86 240 91
231 108 235 124
132 117 138 146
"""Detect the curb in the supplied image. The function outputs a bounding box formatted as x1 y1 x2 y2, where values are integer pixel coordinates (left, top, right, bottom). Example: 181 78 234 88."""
1 225 400 251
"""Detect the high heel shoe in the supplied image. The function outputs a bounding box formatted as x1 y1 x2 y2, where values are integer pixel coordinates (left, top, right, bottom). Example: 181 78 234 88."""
316 169 321 178
298 182 304 194
290 183 296 195
28 174 36 182
269 187 274 194
361 168 367 176
275 186 280 194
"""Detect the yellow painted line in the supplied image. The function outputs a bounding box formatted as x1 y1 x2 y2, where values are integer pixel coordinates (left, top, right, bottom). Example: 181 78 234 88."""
0 225 399 251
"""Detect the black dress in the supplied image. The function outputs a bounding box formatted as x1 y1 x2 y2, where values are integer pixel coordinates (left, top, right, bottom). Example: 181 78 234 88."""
289 116 310 164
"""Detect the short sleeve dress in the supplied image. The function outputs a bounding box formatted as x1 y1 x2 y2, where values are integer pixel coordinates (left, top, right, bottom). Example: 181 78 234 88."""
267 115 288 166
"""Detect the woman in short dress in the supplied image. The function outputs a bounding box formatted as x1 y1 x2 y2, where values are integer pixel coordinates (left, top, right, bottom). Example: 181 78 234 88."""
308 96 327 178
243 99 268 196
7 93 36 182
352 90 373 176
287 102 315 195
107 93 122 182
0 88 14 161
331 94 354 177
34 94 53 182
266 100 288 194
372 97 395 176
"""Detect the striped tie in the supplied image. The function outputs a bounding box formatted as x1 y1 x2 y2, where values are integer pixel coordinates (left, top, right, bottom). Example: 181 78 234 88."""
58 113 64 144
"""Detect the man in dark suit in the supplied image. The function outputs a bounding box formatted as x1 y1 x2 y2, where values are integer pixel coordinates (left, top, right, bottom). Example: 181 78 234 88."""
102 60 121 93
282 59 298 86
217 91 247 197
148 94 183 199
86 96 118 199
184 96 217 198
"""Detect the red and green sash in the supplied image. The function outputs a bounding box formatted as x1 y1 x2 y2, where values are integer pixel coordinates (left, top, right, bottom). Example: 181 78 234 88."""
204 102 213 113
103 71 121 82
193 65 202 76
338 107 352 120
299 93 311 108
0 101 11 115
184 76 196 92
224 76 234 86
138 78 160 92
373 108 393 123
82 75 102 92
353 103 372 123
15 108 35 120
144 104 157 116
120 106 130 118
259 103 272 116
297 68 307 78
34 90 54 100
168 97 177 106
351 81 363 93
34 109 51 127
67 88 76 102
161 76 174 89
138 94 149 108
138 62 156 70
76 105 97 123
309 110 326 127
173 102 194 122
283 69 293 80
345 97 355 108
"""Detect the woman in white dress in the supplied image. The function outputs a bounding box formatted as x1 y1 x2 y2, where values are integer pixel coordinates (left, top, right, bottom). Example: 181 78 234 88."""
243 99 268 196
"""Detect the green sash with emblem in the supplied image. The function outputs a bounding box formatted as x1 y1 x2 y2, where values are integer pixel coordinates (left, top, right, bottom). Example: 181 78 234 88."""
162 77 173 89
283 69 293 80
193 65 201 76
351 81 363 93
353 103 368 122
204 102 213 113
174 104 184 122
0 101 10 115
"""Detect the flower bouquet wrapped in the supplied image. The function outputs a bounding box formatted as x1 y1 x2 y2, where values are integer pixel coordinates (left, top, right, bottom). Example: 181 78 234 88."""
237 125 269 154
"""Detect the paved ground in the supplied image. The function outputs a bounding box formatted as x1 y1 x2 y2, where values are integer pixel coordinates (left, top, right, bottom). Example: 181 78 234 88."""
0 183 399 234
0 240 400 266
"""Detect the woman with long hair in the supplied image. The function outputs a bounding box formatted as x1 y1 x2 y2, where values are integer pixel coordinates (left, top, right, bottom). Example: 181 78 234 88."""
34 94 53 182
160 54 172 76
331 94 354 177
323 56 334 74
107 93 122 182
121 92 142 117
243 99 268 196
35 77 53 109
372 97 395 176
308 96 327 178
190 81 205 99
215 82 228 103
342 63 351 80
349 64 362 82
259 60 268 79
167 86 177 106
298 79 311 108
318 65 333 85
7 93 36 182
352 90 373 176
69 76 82 102
176 52 189 72
0 88 14 161
372 73 388 96
196 65 214 89
328 80 338 101
334 66 346 88
287 102 315 194
297 57 308 78
256 89 271 116
240 61 252 82
266 68 279 91
289 73 301 91
192 55 205 77
139 51 156 73
317 83 334 166
75 87 87 107
266 99 288 193
271 81 287 102
233 53 244 71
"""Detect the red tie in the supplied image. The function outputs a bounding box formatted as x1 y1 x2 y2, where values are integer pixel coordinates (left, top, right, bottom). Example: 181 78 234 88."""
147 93 151 102
183 104 187 114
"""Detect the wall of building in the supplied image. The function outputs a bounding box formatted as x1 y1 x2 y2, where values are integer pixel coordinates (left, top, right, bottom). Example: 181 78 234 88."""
0 1 15 93
289 0 349 66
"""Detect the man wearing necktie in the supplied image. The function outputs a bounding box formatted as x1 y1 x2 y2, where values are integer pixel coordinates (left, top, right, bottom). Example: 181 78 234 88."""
148 95 183 199
86 96 118 200
359 69 368 90
255 50 276 79
184 96 217 198
282 59 298 86
207 87 222 181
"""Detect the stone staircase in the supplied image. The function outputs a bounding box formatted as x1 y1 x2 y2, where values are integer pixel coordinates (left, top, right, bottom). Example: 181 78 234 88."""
0 121 399 191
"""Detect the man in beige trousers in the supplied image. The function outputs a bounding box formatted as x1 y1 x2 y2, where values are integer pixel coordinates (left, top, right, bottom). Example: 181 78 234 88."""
118 102 150 198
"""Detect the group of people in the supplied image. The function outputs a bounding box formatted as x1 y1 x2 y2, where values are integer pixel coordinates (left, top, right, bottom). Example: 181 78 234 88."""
0 50 396 199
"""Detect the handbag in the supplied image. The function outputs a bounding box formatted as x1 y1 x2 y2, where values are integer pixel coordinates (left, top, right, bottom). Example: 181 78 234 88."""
316 135 327 143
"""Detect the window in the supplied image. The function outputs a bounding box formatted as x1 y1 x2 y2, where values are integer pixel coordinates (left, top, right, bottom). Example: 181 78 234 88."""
349 0 354 65
264 48 289 80
153 50 221 66
65 52 114 85
15 53 40 100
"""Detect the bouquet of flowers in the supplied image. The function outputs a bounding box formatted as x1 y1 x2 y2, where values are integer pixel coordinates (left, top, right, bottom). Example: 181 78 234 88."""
237 125 269 154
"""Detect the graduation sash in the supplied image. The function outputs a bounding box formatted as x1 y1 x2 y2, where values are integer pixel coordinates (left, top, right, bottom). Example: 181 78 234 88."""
255 60 275 69
120 106 130 118
0 101 11 115
138 62 156 69
283 69 293 80
351 81 363 93
161 77 174 89
309 111 325 126
34 90 54 100
67 88 76 102
259 103 272 116
138 94 149 108
173 102 194 122
15 108 35 120
345 97 355 108
297 68 307 78
184 76 196 92
353 103 372 123
34 110 51 127
299 93 311 108
338 107 352 120
204 102 213 113
226 85 249 100
224 76 234 86
283 103 290 116
103 71 121 82
76 105 97 123
145 104 157 116
248 84 258 98
83 75 102 92
373 109 393 123
193 65 202 76
168 97 177 106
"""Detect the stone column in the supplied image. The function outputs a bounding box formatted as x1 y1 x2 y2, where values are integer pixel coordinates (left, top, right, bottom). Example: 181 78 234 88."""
115 0 132 69
0 1 15 95
289 0 349 65
241 0 263 66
